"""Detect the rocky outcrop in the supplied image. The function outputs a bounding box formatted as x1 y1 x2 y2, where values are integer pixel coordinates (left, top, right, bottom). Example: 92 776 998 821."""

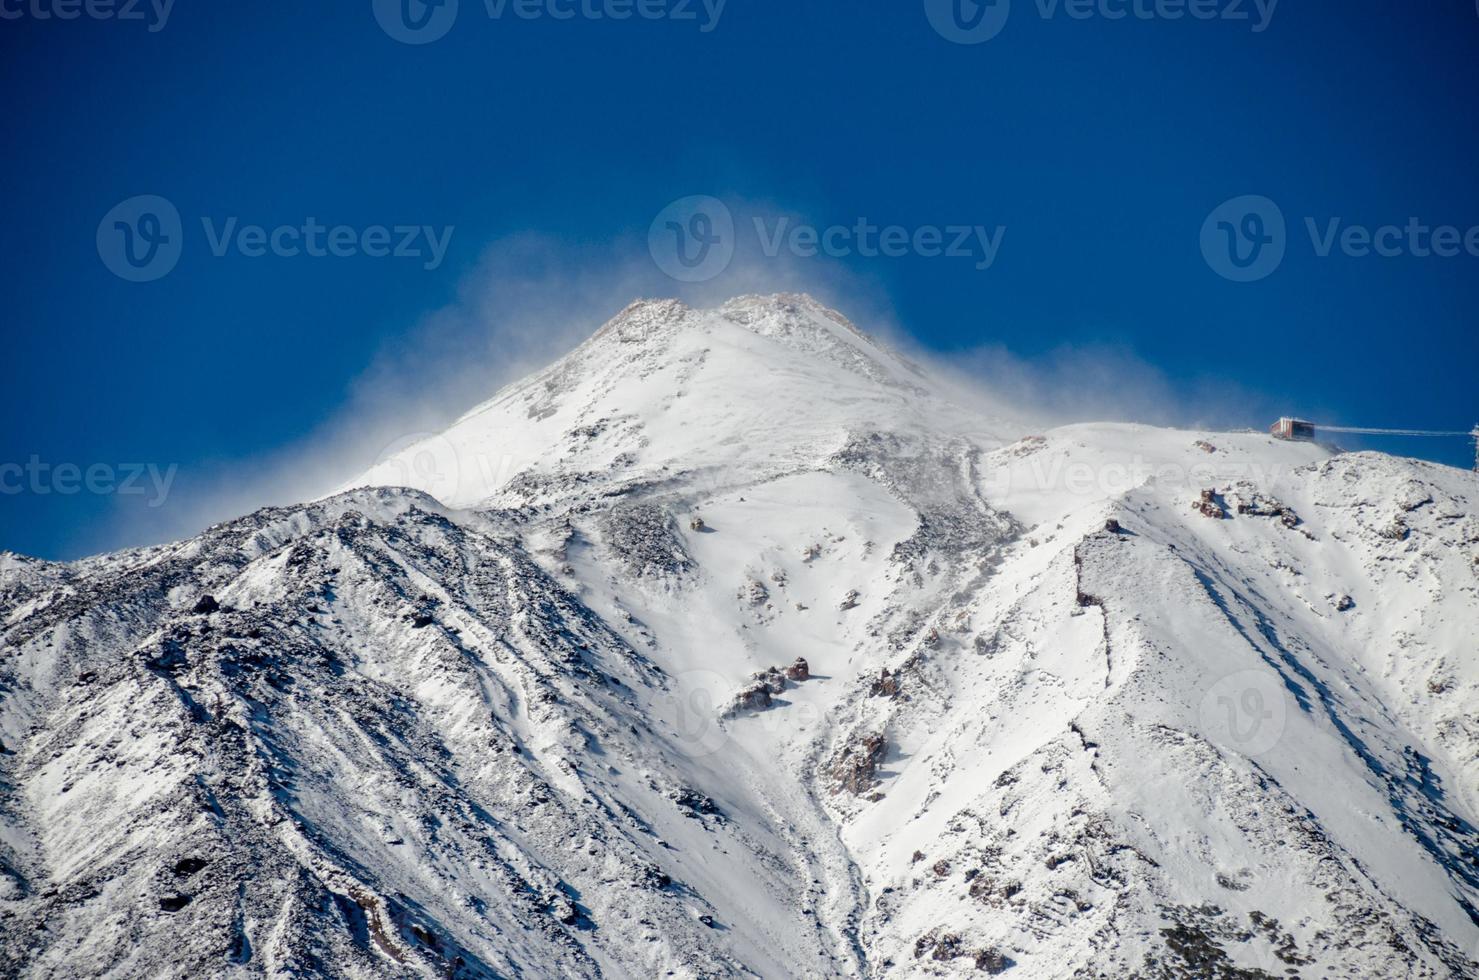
723 659 814 716
1193 488 1228 520
826 731 886 796
600 502 695 579
869 668 900 698
1227 483 1301 528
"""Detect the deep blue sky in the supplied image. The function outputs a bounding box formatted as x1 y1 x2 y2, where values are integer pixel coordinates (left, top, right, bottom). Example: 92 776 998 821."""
3 0 1477 559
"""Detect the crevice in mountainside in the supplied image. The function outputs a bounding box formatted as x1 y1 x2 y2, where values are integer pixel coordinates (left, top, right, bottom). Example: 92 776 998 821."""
1072 541 1113 691
758 740 871 975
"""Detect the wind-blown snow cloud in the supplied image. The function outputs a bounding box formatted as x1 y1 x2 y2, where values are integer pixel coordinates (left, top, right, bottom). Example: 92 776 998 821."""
85 227 1278 556
81 233 875 553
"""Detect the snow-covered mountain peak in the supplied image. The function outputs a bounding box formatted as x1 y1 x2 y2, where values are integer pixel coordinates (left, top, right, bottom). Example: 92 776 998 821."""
5 298 1478 978
585 292 922 388
348 294 1011 510
587 295 693 343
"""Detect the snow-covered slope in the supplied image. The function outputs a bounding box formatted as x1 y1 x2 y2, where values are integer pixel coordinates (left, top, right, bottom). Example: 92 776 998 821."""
3 295 1477 978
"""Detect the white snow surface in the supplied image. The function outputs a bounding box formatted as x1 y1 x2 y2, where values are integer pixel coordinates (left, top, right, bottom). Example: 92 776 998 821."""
3 294 1478 978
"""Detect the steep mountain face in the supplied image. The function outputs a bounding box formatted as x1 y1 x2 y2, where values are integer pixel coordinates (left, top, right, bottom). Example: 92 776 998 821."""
3 294 1478 978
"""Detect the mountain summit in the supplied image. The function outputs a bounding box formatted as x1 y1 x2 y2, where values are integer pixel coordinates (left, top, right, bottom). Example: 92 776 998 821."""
347 293 1009 511
3 297 1478 977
